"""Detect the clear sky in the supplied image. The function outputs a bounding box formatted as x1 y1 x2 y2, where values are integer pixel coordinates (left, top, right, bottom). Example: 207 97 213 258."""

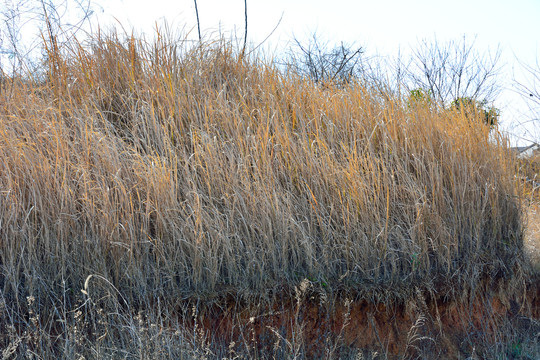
87 0 540 144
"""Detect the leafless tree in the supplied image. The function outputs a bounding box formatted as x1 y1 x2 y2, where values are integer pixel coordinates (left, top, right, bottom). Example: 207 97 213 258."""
404 36 502 107
0 0 96 78
284 31 364 85
513 56 540 142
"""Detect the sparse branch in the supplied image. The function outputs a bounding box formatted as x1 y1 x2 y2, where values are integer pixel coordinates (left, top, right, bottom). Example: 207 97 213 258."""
513 55 540 142
514 56 540 109
0 0 96 77
405 36 502 107
248 11 283 55
285 31 364 86
242 0 247 56
193 0 201 42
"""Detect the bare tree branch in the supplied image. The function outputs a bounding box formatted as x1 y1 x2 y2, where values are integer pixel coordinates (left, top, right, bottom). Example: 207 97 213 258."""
513 55 540 142
284 31 364 86
0 0 96 78
404 36 502 107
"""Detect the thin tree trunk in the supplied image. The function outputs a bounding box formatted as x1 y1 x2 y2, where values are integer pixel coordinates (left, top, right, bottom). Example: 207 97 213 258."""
193 0 201 42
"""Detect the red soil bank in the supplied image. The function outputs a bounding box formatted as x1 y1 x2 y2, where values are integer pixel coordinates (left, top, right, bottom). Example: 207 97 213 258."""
184 281 539 358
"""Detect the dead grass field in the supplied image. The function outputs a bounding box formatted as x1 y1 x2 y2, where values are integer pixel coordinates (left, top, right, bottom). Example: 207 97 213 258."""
0 29 537 358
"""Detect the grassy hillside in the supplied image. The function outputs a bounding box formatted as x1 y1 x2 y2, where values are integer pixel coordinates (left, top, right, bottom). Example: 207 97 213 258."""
0 31 533 358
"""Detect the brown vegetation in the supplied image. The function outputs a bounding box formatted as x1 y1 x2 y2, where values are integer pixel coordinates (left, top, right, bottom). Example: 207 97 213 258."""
0 29 537 358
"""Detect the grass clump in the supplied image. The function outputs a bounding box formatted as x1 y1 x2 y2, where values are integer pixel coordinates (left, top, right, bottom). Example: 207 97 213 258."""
0 28 531 358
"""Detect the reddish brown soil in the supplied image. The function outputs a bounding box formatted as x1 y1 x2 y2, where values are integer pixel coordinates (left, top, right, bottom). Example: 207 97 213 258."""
185 281 539 358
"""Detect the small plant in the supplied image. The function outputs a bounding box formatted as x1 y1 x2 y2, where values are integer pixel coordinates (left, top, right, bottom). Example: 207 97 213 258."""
451 96 500 128
408 88 433 107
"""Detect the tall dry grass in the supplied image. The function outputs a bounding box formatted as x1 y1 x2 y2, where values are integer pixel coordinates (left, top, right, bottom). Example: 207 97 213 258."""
0 28 531 357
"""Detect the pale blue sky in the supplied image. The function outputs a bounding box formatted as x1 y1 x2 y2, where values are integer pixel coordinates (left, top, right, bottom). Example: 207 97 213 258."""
93 0 540 144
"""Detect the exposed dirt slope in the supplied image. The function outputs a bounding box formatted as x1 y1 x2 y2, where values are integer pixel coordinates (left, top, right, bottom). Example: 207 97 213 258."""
185 280 539 359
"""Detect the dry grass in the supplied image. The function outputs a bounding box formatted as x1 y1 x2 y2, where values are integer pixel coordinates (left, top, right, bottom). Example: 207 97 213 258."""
518 152 540 271
524 203 540 271
0 28 534 358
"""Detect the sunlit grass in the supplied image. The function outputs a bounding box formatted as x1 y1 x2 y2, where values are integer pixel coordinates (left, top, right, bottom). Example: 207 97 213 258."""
0 28 534 358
